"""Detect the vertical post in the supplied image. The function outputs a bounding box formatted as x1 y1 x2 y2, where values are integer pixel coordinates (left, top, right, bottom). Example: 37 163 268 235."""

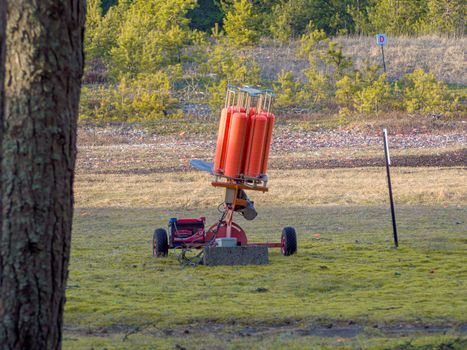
381 45 386 73
225 188 237 238
383 129 398 247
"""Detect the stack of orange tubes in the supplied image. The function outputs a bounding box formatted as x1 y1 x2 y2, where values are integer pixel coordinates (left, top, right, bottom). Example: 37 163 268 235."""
213 86 275 181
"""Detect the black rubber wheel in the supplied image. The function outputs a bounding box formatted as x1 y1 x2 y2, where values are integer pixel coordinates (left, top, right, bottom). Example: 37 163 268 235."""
281 226 297 256
153 228 168 257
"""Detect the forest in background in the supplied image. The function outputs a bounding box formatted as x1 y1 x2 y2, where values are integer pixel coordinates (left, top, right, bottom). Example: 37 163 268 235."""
81 0 466 125
95 0 466 37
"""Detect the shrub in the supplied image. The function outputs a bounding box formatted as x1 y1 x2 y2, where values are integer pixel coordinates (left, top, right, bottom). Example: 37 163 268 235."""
335 73 363 109
353 74 392 114
302 63 333 108
401 69 458 115
336 65 392 115
273 70 307 109
296 25 345 109
298 24 327 60
319 41 353 80
80 71 178 123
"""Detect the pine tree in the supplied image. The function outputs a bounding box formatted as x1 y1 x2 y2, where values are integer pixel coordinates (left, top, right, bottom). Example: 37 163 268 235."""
85 0 103 60
423 0 465 35
188 0 224 31
110 0 196 78
367 0 428 35
223 0 260 47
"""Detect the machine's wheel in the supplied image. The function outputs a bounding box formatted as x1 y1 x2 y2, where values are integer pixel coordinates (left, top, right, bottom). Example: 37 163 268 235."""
153 228 168 257
281 226 297 256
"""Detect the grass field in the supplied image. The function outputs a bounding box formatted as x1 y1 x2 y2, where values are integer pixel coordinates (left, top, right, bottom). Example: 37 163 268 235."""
64 163 466 349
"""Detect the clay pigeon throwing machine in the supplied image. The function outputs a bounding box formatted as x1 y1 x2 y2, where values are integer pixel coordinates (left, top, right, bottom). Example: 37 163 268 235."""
152 86 297 263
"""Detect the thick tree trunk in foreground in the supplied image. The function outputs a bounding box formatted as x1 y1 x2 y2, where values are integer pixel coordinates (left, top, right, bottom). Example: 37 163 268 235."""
0 0 5 254
0 1 85 349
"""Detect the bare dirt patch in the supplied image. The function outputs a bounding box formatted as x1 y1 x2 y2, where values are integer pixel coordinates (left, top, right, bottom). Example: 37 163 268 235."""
64 319 466 340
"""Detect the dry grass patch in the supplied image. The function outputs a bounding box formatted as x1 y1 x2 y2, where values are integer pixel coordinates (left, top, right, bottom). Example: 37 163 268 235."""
75 167 466 209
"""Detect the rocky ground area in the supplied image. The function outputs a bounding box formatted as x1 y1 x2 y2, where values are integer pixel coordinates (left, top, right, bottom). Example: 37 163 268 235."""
77 126 466 174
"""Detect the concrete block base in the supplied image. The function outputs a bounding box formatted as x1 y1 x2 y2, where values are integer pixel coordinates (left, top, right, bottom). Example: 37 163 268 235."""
203 246 269 266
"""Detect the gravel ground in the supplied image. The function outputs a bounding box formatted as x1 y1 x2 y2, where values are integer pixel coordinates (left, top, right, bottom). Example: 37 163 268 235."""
77 127 466 174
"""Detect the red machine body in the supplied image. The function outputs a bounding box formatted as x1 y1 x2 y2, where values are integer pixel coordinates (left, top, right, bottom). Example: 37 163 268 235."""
169 217 206 247
166 216 248 249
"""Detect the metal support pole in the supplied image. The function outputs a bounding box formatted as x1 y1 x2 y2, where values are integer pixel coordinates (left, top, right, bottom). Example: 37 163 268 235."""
225 206 233 238
381 45 387 73
383 129 398 247
224 187 238 238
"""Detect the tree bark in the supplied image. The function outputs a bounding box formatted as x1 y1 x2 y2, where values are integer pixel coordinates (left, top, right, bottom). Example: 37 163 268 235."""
0 1 85 349
0 0 6 289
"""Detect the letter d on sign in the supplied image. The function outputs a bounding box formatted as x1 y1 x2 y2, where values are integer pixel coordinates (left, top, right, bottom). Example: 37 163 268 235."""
376 34 387 46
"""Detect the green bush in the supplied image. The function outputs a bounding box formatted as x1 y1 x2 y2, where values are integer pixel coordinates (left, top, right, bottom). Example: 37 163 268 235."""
400 68 458 115
302 63 333 108
335 67 459 117
335 73 363 109
80 72 179 123
336 65 392 115
353 74 391 114
273 70 307 109
298 24 327 60
319 41 353 80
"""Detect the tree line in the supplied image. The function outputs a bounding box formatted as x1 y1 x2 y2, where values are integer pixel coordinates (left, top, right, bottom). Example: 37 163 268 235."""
96 0 465 39
81 0 463 123
86 0 465 66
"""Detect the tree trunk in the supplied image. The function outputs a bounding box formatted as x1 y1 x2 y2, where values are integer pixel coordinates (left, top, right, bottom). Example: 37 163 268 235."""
0 1 85 349
0 0 5 263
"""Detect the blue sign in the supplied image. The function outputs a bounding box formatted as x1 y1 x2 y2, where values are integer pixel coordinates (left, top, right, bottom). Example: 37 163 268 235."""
376 34 387 45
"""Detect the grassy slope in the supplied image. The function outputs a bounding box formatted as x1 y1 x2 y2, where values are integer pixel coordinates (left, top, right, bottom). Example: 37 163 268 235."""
254 36 467 85
65 167 466 349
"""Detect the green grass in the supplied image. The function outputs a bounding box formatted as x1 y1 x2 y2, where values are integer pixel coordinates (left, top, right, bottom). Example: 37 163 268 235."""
64 204 467 349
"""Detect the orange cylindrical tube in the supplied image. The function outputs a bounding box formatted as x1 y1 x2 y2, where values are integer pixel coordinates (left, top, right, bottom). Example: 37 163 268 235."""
244 113 268 178
213 107 234 174
240 107 256 172
260 112 275 175
224 112 248 178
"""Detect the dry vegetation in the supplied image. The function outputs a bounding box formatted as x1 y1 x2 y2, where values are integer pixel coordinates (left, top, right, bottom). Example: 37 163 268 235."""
75 167 467 209
254 35 467 85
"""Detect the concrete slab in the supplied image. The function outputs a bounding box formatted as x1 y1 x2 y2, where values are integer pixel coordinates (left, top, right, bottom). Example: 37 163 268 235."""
203 246 269 266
